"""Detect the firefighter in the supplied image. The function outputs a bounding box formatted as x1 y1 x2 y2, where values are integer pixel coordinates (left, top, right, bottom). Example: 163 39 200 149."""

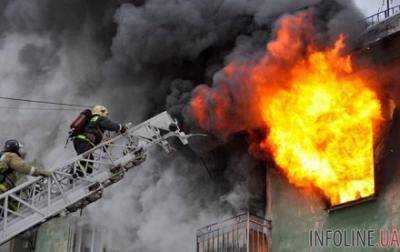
0 140 52 194
72 105 127 174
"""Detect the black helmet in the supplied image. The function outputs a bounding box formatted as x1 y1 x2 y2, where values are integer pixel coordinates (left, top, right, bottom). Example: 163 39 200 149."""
4 140 22 154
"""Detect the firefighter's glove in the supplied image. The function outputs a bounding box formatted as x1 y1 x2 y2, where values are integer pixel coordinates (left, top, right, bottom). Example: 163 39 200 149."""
120 124 129 134
36 169 53 177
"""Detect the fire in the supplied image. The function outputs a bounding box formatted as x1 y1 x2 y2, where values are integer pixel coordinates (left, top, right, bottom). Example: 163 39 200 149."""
259 39 381 205
189 12 382 206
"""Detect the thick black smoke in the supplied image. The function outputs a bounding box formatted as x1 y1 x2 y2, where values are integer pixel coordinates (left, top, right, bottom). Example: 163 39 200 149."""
0 0 365 251
165 0 364 128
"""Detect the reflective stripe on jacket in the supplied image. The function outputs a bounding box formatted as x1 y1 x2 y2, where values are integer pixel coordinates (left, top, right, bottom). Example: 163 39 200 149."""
82 115 122 145
74 134 95 147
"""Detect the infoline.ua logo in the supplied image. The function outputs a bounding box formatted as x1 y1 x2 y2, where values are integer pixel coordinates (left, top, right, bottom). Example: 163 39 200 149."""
309 229 400 248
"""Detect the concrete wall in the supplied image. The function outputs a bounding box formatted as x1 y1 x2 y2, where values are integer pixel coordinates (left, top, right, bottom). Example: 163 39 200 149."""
34 217 74 252
34 214 116 252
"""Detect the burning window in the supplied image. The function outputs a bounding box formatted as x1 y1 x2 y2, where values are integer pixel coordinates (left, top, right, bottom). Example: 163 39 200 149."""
189 12 385 209
255 35 381 208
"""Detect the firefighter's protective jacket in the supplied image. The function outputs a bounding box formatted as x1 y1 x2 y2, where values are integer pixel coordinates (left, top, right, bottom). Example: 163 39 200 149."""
81 115 122 145
0 152 40 192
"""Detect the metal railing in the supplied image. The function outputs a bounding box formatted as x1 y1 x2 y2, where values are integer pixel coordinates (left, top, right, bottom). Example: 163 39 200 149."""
196 213 272 252
361 4 400 29
0 111 190 244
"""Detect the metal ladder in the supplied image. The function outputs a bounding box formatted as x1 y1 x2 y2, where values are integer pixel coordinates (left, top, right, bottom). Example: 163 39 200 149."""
0 111 189 244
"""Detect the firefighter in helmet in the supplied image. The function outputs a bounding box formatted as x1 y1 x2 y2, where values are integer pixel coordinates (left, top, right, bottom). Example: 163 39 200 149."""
0 140 52 193
73 105 127 174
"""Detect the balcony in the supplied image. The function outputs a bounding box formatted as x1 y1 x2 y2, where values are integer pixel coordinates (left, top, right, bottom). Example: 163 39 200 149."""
196 213 271 252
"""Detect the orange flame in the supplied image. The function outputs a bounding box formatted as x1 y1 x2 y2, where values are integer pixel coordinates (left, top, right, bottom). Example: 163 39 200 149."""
190 12 382 206
260 38 381 205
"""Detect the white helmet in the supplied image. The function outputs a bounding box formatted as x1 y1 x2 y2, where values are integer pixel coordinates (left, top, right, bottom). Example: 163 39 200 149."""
92 105 109 117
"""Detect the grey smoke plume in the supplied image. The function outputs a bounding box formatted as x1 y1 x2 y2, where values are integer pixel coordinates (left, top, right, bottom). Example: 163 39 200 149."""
85 151 228 251
0 0 365 251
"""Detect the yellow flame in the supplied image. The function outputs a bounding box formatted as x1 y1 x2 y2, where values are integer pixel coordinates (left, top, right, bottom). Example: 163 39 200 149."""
259 41 381 205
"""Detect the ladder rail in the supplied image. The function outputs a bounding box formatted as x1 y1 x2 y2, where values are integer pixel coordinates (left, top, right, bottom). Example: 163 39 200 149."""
0 111 189 244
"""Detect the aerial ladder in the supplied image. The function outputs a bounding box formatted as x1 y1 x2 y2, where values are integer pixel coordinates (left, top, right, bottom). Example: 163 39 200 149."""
0 111 190 244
